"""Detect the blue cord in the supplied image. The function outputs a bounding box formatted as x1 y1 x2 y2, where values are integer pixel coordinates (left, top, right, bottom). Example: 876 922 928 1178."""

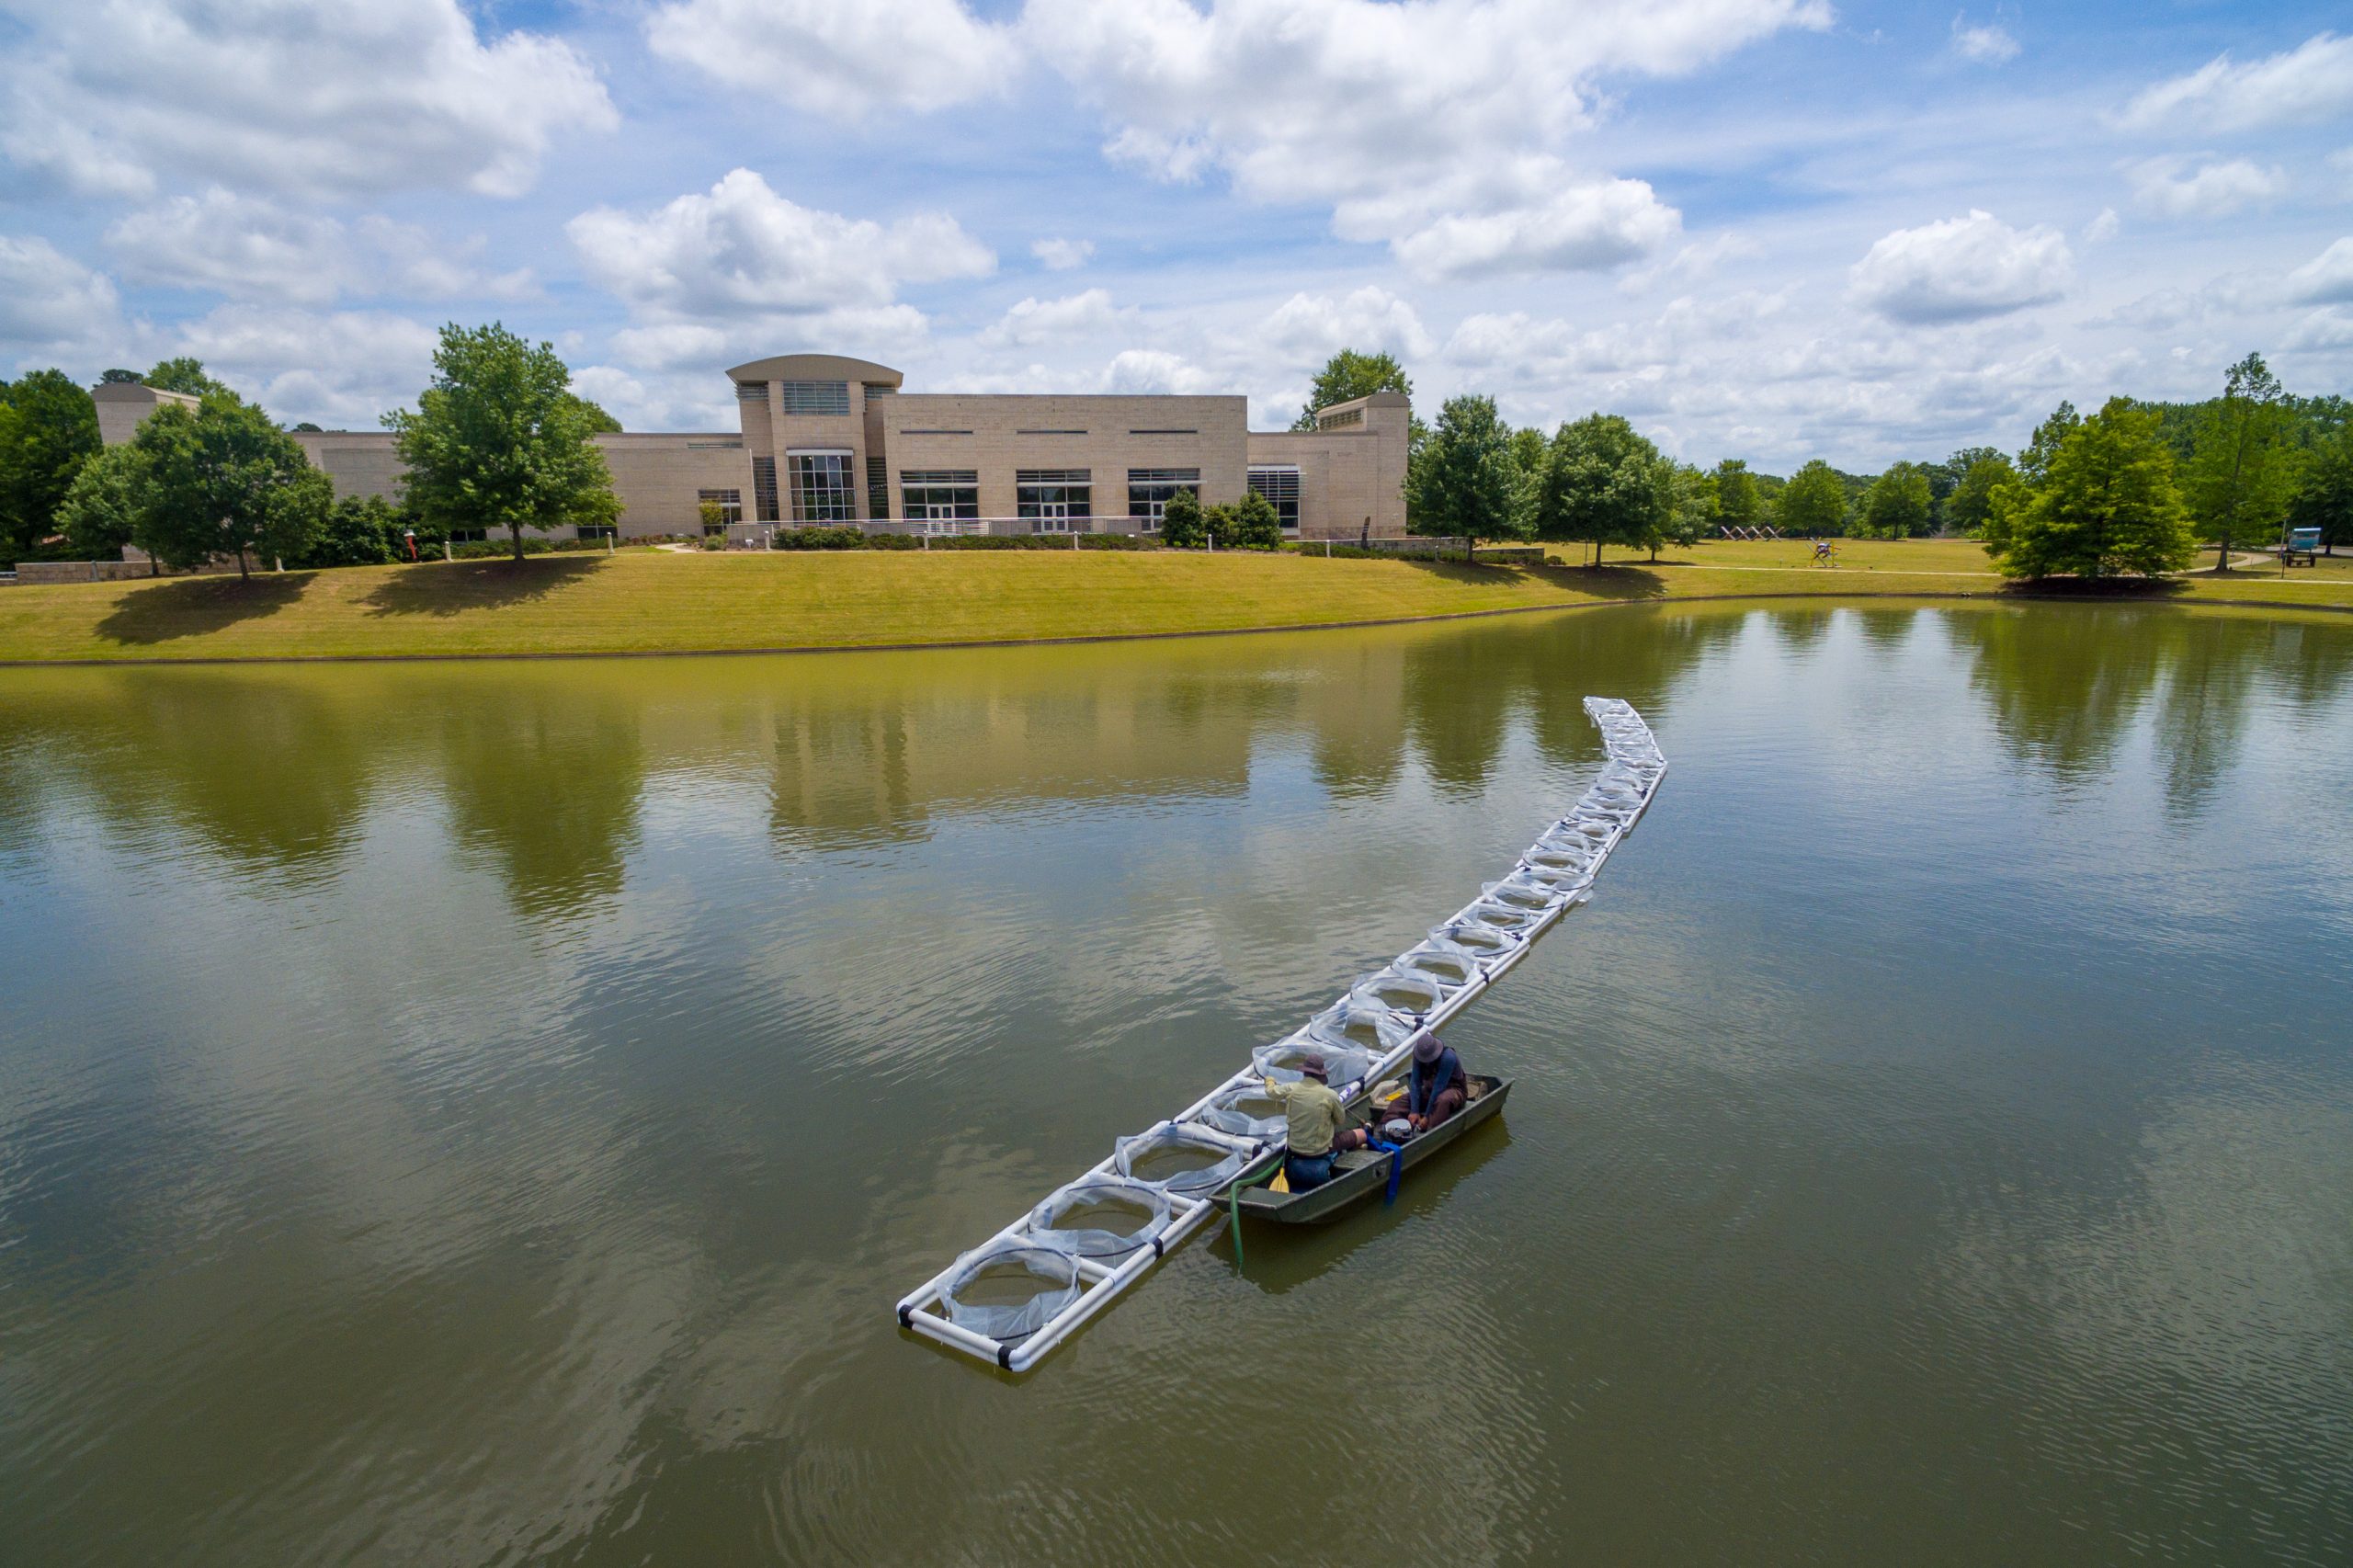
1369 1140 1404 1204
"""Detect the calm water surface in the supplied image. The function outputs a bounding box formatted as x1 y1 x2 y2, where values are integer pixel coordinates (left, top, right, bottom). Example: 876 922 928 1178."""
3 601 2350 1565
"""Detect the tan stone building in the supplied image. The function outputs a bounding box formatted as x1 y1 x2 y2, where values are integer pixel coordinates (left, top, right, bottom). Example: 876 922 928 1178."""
93 354 1409 543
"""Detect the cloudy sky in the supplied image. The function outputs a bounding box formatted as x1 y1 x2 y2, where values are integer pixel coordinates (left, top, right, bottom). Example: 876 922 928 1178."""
2 0 2348 470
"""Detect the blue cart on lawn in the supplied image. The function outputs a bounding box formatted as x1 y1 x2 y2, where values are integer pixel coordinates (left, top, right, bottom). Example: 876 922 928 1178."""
2280 527 2325 567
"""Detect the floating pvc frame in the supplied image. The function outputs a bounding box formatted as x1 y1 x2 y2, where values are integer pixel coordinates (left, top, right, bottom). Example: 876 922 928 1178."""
894 698 1666 1372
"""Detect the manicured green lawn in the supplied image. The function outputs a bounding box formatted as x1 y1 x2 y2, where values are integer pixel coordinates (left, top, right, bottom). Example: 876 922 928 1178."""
1 545 2345 664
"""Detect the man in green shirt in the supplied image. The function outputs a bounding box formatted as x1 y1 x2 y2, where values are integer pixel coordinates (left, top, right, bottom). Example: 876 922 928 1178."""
1264 1053 1348 1191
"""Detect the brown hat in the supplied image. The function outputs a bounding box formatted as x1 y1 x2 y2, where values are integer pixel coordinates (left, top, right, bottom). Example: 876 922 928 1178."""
1299 1052 1328 1081
1413 1033 1442 1064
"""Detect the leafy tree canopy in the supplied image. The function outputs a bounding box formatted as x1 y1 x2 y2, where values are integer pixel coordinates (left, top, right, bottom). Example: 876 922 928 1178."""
1714 458 1761 528
1158 484 1206 549
1290 349 1412 431
1226 488 1283 550
0 368 103 561
2019 401 2081 483
1988 396 2192 581
569 396 622 434
1529 412 1673 566
143 357 232 397
1859 460 1935 539
56 440 153 566
1946 452 2017 538
1407 393 1519 554
385 323 620 562
98 368 144 384
1775 460 1850 538
131 393 331 580
2184 351 2300 568
2284 416 2353 551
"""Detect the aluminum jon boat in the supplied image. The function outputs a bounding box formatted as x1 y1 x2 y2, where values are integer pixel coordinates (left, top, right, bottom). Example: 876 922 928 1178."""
892 697 1666 1374
1232 1074 1511 1224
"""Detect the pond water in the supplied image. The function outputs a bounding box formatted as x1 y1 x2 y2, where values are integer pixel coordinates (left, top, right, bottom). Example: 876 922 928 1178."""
3 600 2350 1565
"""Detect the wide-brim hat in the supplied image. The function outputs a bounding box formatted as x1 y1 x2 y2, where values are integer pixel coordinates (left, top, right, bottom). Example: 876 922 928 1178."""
1413 1034 1442 1064
1299 1052 1328 1081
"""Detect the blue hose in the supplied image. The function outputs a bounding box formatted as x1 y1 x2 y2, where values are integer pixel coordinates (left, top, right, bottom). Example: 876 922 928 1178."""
1369 1140 1404 1205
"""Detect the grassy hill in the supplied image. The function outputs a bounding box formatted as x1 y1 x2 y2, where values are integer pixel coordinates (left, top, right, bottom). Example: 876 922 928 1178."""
2 540 2345 664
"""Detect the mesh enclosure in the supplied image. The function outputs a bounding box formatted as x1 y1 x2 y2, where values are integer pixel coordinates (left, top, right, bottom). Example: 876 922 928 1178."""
1350 966 1447 1016
939 1243 1083 1340
1393 937 1480 992
1255 1035 1373 1090
1302 1001 1415 1057
1114 1124 1251 1196
1195 1082 1290 1140
1028 1178 1173 1258
1433 917 1517 957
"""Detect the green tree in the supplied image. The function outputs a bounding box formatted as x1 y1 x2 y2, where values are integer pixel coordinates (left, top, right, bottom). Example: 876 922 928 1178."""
1158 484 1206 548
98 368 143 384
2283 418 2352 553
1945 452 2016 538
569 395 622 434
2185 352 2299 571
1859 460 1934 539
1775 459 1849 537
56 441 155 569
293 494 406 568
1932 446 2003 530
1228 488 1283 549
0 369 102 562
130 393 331 580
1987 396 2191 581
1290 349 1412 431
2018 401 2080 483
1714 459 1760 532
385 323 620 564
1529 412 1673 568
1661 463 1716 557
143 357 232 397
1407 393 1518 559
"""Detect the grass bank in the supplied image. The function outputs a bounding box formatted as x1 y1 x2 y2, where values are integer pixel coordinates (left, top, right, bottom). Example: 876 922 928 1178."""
3 540 2347 664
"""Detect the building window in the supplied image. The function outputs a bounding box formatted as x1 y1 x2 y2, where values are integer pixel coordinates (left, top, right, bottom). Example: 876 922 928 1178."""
578 524 617 540
1248 466 1301 531
687 439 743 449
788 451 856 522
1017 428 1087 436
900 428 972 436
902 469 979 521
777 381 851 416
1130 427 1198 436
752 457 779 523
1017 469 1091 531
865 459 890 521
1317 407 1363 429
1127 468 1199 528
863 382 895 400
735 383 768 403
698 488 743 534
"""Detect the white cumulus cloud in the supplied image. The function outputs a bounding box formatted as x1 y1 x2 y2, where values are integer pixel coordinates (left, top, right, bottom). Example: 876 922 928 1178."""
2127 156 2288 220
1254 287 1435 362
2119 31 2353 135
2287 237 2353 304
103 189 532 305
979 289 1128 347
1847 210 2074 324
645 0 1020 117
1031 237 1096 270
567 168 994 358
0 0 615 199
1023 0 1824 273
1950 17 2019 64
169 305 442 426
0 235 121 356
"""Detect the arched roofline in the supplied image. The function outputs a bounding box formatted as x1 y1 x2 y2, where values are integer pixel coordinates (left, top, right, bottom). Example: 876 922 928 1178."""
725 354 904 387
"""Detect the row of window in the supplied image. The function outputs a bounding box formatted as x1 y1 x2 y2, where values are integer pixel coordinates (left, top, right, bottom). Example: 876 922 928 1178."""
740 457 1299 528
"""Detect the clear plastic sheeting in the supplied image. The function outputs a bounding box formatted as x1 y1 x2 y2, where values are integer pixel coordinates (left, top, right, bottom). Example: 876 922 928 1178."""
1301 1000 1415 1058
1349 966 1448 1017
1114 1124 1252 1197
1194 1082 1291 1140
1254 1036 1373 1091
896 697 1667 1373
940 1244 1084 1340
1393 937 1480 993
1027 1178 1174 1259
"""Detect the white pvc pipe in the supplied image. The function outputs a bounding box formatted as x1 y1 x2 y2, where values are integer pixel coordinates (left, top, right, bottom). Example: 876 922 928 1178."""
896 698 1666 1372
